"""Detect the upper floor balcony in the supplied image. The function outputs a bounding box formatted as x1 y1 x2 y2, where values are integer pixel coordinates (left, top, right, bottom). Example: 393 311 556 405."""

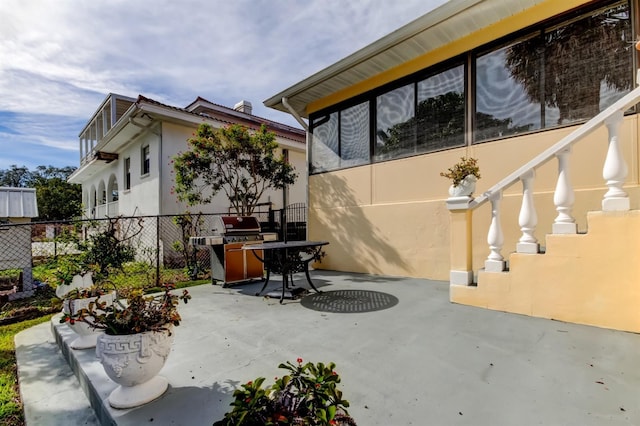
78 94 136 166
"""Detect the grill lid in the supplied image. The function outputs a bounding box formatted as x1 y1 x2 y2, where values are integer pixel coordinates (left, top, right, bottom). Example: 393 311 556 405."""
213 216 261 235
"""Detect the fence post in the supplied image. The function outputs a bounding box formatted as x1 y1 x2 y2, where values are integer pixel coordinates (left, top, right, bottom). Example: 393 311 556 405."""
268 207 275 233
156 216 161 287
53 225 58 259
280 208 287 242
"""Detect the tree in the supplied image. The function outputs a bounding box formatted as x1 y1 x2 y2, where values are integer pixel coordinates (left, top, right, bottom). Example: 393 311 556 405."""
173 124 297 216
31 166 81 221
35 177 82 221
0 165 32 187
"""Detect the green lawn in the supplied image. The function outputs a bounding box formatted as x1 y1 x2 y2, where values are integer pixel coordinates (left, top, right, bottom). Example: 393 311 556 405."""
0 314 54 426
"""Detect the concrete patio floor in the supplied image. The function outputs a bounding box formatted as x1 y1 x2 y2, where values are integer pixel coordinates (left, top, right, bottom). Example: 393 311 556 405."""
16 270 640 425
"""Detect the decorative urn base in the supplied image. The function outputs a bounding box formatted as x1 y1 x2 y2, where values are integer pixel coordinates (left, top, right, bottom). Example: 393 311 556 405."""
107 375 169 409
96 328 174 409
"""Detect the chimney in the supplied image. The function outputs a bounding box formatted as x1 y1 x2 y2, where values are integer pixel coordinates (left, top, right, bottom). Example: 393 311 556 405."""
233 100 252 115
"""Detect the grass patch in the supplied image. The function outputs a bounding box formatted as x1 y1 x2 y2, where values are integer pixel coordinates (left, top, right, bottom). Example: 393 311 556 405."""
0 314 54 426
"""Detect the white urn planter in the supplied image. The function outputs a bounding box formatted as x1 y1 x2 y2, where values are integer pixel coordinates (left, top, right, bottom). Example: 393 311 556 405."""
448 174 478 197
63 291 115 349
56 272 94 299
96 328 174 409
57 272 114 350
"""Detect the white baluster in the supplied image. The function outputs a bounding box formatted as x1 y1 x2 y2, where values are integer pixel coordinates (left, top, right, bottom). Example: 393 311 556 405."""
552 147 577 234
485 191 506 272
602 110 629 211
517 170 539 253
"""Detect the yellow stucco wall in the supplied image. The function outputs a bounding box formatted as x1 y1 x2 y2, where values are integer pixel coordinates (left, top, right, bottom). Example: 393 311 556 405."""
309 114 640 280
303 0 640 333
452 211 640 332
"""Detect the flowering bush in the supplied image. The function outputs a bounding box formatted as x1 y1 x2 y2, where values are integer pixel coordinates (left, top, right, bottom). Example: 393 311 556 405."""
440 156 480 187
62 284 191 335
214 359 356 426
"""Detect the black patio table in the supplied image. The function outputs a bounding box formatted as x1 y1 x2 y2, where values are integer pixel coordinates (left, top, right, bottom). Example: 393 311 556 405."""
241 240 329 303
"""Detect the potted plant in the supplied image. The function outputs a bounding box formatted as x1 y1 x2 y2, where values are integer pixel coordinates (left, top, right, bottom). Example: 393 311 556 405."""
214 358 357 426
53 256 116 349
67 284 191 409
52 256 94 299
440 156 481 197
60 283 116 349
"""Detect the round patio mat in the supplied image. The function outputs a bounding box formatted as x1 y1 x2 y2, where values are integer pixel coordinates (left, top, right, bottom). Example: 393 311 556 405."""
300 289 398 313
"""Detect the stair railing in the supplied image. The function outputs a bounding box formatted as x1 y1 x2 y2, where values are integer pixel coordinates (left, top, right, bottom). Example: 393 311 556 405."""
447 81 640 285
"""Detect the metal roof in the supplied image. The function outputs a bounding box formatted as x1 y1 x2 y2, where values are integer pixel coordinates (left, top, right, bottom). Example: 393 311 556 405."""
0 187 38 218
264 0 554 118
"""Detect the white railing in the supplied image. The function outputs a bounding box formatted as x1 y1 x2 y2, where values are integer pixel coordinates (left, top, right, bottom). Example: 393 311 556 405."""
448 82 640 283
89 201 119 219
107 201 119 218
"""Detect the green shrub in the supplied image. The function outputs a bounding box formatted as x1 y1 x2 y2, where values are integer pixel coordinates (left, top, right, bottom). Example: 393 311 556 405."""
214 359 356 426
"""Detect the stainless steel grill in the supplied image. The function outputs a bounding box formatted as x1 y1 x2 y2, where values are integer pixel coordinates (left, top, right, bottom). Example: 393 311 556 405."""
190 216 277 286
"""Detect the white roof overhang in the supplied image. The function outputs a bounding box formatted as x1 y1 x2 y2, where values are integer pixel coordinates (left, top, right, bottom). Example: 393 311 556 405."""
264 0 584 118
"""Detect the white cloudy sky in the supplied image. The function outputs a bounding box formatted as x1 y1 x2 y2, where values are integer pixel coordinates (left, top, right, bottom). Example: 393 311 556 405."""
0 0 447 170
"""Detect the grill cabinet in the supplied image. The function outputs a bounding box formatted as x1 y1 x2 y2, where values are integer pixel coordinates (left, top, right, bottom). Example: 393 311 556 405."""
190 216 276 286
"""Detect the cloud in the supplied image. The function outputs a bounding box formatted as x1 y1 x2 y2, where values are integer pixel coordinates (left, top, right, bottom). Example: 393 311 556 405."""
0 0 447 169
0 111 83 169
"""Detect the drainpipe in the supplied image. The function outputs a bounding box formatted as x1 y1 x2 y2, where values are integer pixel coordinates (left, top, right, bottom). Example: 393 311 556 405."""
281 97 310 240
281 97 308 131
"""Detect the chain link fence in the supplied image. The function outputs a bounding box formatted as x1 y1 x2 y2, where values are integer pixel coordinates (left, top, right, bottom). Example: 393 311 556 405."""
0 205 306 300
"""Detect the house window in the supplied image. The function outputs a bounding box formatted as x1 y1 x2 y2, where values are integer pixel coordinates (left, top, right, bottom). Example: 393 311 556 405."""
310 101 370 173
416 64 465 153
541 2 631 126
340 102 369 168
141 146 150 175
311 112 339 173
375 83 415 161
474 1 631 143
475 34 543 142
124 157 131 190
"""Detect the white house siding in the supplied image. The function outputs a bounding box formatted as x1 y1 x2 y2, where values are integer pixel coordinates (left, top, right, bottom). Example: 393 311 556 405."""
81 132 160 218
159 122 198 216
116 131 162 217
286 149 307 207
160 122 306 216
